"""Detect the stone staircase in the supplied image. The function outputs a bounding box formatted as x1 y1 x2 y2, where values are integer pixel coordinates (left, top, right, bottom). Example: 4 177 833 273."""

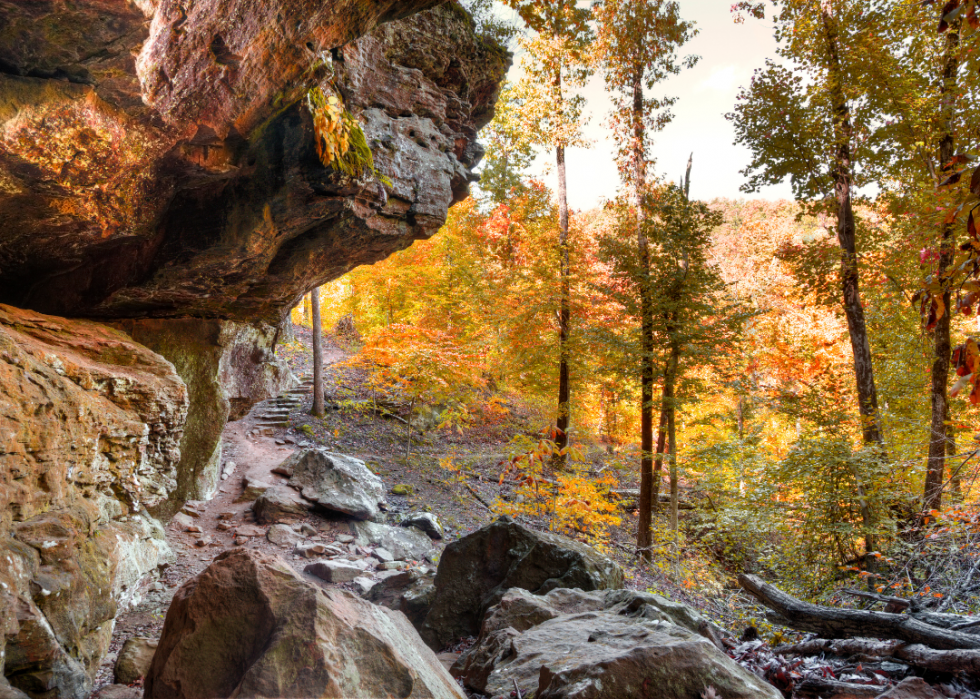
251 373 313 435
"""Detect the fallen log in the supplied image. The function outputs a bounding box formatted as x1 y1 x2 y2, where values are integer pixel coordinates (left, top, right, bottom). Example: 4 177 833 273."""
737 574 980 651
775 638 980 675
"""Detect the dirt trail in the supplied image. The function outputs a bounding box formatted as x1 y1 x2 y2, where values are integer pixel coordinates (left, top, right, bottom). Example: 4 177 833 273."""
92 340 346 689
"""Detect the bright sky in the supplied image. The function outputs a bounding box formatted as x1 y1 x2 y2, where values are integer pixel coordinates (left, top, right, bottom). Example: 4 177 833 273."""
505 0 795 209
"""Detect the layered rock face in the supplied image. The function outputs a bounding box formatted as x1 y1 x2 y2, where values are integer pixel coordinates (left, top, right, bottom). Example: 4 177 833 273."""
0 305 185 698
0 0 508 321
117 319 296 513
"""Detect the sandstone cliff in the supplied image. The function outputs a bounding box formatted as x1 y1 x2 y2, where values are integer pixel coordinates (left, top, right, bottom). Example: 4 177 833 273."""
0 0 508 695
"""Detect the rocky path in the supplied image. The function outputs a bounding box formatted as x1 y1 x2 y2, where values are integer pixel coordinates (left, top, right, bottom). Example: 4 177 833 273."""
93 339 444 692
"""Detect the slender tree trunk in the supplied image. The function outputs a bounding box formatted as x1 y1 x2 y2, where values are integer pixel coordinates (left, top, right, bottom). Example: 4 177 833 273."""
665 344 680 531
555 142 571 466
632 71 657 559
304 294 313 328
310 289 325 417
925 24 960 512
823 10 884 451
650 401 668 519
280 309 296 344
822 9 881 563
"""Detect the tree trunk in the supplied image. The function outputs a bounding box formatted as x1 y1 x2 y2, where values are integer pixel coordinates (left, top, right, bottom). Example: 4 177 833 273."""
822 9 881 561
632 72 657 558
822 9 884 450
304 294 313 328
650 398 668 519
280 310 296 345
666 344 680 531
555 143 571 467
925 24 961 512
310 289 325 418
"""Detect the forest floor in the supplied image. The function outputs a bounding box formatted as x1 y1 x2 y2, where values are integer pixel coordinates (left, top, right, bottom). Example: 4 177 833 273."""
92 325 979 698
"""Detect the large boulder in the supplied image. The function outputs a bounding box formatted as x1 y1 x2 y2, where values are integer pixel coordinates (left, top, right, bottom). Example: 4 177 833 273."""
0 1 509 322
420 517 624 650
117 318 296 512
455 588 780 699
144 549 465 699
286 450 385 520
0 306 182 698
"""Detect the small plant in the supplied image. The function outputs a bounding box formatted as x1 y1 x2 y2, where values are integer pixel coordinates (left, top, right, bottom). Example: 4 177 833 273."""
495 427 622 545
307 85 391 185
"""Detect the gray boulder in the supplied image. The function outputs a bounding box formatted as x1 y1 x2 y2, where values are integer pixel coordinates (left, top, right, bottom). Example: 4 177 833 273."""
455 589 780 699
144 549 464 699
252 485 308 524
286 450 385 520
351 521 434 561
365 569 437 633
420 517 624 649
400 512 444 539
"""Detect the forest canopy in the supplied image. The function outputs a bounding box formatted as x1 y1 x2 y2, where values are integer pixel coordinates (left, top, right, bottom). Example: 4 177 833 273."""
296 0 980 607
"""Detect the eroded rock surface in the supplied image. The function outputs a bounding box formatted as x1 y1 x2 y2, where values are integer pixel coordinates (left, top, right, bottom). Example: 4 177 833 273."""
145 548 465 699
0 1 508 322
0 305 184 698
455 588 780 699
421 516 624 650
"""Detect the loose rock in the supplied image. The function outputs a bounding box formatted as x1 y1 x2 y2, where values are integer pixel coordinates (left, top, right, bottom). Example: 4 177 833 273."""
114 636 159 685
305 560 363 583
400 512 445 539
266 524 302 548
366 569 437 633
252 485 308 524
456 588 779 699
285 450 385 520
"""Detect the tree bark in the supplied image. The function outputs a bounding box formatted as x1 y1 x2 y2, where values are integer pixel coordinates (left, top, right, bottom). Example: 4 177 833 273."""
310 289 325 418
925 24 961 512
280 309 296 345
738 573 980 650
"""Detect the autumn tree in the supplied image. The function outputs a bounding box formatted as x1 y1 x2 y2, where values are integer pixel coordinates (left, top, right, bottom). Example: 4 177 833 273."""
868 1 980 510
730 0 893 454
594 0 697 553
504 0 593 465
476 83 536 206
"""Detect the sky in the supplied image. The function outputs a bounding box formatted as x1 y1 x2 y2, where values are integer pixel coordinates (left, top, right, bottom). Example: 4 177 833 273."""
500 0 795 210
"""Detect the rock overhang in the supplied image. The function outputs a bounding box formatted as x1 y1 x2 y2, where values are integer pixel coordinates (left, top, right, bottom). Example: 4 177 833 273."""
0 0 510 322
